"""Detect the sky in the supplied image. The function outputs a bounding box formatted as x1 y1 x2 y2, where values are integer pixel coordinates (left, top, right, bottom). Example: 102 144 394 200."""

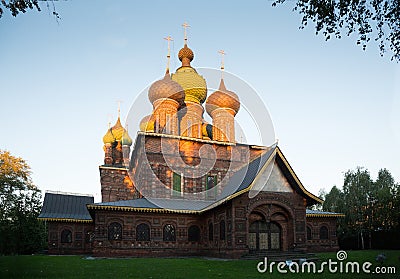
1 1 399 202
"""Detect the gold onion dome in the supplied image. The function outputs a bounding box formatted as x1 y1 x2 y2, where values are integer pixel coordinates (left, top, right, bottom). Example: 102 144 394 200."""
206 79 240 116
172 43 207 104
102 128 114 144
121 129 133 146
102 117 126 144
139 115 155 132
148 71 185 105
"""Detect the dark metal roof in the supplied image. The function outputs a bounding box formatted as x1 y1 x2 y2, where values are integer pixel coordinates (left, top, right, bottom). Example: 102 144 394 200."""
91 147 276 212
97 197 213 211
38 192 94 221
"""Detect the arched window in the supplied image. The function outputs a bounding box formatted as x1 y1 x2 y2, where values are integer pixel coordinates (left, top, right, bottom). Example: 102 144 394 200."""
208 222 213 241
220 220 225 240
61 229 72 243
319 226 329 240
188 225 200 242
307 226 312 240
163 224 176 241
108 222 122 240
136 223 150 241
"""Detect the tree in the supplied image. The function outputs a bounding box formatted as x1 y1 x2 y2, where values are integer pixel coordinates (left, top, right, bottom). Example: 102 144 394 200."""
322 167 400 249
372 168 399 230
0 150 45 255
0 0 59 20
323 185 344 213
273 1 400 62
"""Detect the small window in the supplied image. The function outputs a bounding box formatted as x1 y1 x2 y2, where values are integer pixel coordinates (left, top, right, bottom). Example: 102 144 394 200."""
220 220 225 240
307 226 312 240
136 223 150 241
163 224 176 241
319 226 329 240
61 229 72 243
208 223 213 241
206 175 217 199
108 222 122 240
188 225 200 242
85 231 94 243
172 172 181 196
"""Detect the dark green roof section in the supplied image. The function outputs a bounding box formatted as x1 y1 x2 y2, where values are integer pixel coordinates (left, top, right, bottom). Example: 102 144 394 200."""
38 192 94 221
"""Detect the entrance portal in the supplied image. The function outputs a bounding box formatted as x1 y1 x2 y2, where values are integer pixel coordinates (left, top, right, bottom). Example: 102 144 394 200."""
249 221 281 251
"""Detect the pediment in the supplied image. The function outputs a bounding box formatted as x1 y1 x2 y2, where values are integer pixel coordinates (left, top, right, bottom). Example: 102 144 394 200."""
250 161 293 195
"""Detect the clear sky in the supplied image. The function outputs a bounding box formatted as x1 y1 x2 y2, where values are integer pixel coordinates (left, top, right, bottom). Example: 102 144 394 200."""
1 1 399 202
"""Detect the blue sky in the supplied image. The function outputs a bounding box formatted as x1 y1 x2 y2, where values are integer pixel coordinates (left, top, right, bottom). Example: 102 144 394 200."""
1 0 399 202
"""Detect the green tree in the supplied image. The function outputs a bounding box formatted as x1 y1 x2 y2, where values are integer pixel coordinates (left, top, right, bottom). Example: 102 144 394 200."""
0 150 45 255
323 185 345 213
322 167 399 249
273 1 400 61
372 168 399 230
0 0 59 20
323 185 347 238
341 167 373 249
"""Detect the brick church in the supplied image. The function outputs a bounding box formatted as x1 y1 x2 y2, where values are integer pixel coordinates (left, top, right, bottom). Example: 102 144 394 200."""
39 28 343 258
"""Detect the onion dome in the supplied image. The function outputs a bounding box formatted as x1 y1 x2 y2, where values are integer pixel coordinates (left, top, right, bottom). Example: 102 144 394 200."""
148 71 185 105
172 43 207 104
121 129 133 146
102 128 114 144
139 115 155 132
206 79 240 116
110 117 125 140
178 44 194 65
102 117 127 144
171 67 207 104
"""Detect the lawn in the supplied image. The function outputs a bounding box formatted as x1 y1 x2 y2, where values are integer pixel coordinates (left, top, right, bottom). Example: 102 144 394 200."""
0 250 399 279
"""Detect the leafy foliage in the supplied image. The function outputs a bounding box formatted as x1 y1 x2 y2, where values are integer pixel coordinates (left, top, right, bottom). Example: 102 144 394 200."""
273 0 400 61
0 150 46 255
323 166 400 249
0 0 59 20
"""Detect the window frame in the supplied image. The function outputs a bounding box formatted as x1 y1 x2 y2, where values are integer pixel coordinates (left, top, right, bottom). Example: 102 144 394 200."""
163 224 176 242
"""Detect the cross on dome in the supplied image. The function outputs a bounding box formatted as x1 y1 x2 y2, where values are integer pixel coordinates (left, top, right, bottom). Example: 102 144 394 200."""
164 35 173 73
182 22 190 43
218 50 226 78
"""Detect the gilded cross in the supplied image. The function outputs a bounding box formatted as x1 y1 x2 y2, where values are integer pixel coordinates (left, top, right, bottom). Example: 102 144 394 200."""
117 100 123 118
182 22 190 42
218 50 226 78
164 35 173 70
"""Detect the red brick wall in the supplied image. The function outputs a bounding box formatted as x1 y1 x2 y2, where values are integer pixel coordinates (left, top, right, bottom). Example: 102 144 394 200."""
306 217 340 252
47 222 94 255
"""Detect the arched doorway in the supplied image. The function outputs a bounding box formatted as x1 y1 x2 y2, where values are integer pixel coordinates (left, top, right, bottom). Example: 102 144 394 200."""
249 221 281 251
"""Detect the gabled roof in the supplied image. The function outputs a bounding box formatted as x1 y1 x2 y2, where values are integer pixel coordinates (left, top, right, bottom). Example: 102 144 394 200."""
306 209 345 218
88 146 323 214
38 192 94 223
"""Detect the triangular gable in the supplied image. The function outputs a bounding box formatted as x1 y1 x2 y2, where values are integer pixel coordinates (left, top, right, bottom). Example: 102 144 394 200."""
273 148 322 205
250 161 293 194
245 147 321 205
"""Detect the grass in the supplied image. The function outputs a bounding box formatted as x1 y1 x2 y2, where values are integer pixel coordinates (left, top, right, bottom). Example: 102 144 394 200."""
0 250 399 278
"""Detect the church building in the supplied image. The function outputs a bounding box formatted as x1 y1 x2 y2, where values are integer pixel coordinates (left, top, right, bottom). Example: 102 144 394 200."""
39 26 343 258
